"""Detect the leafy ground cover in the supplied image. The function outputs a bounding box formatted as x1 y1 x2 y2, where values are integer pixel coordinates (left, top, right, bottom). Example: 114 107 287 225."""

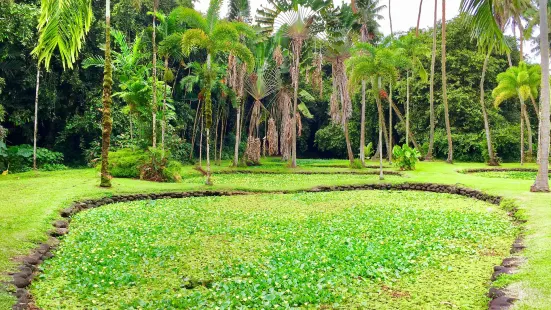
31 191 516 309
1 160 550 309
472 171 544 180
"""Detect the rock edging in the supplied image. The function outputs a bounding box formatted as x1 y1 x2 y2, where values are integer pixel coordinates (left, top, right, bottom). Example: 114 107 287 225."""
9 183 523 310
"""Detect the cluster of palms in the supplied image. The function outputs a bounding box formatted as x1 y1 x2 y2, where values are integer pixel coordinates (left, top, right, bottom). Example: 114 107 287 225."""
30 0 550 192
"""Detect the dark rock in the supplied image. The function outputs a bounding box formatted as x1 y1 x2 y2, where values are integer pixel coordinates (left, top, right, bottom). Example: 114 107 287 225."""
488 287 506 298
492 267 515 281
15 289 28 299
37 243 50 254
23 254 41 265
489 296 516 309
18 266 32 277
53 220 69 228
42 251 54 259
51 228 69 237
12 275 31 288
60 207 74 217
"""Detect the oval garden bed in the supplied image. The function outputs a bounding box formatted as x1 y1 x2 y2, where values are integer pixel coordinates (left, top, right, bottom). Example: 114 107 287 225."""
30 190 517 309
461 168 549 181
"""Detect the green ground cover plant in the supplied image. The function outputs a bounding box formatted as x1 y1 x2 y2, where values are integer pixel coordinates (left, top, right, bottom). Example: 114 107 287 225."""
473 171 546 180
31 191 516 309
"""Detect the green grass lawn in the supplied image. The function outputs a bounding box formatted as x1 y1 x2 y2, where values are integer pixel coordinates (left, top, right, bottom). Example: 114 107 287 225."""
0 159 550 309
31 191 515 309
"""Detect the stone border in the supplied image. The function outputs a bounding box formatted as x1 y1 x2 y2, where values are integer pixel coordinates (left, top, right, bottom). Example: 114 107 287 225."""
8 183 523 310
215 170 403 176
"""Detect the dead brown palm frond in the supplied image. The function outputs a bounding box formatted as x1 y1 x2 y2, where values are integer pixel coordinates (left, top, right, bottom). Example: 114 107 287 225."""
245 136 261 163
311 52 323 97
296 112 303 137
273 45 284 67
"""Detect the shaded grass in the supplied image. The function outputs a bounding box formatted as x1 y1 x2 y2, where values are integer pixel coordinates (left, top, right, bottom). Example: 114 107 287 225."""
31 191 515 309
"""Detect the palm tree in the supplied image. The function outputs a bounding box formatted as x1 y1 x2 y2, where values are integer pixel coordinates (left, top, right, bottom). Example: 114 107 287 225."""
441 0 453 163
151 0 160 148
257 0 330 168
348 43 398 179
394 34 429 147
32 0 92 171
425 0 437 160
179 0 254 184
532 0 550 192
351 0 386 165
492 62 541 165
227 0 251 166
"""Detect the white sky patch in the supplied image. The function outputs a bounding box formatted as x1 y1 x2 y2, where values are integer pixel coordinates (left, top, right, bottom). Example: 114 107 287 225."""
194 0 540 64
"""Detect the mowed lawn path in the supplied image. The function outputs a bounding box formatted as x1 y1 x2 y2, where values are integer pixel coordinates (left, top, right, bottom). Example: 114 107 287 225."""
0 161 549 309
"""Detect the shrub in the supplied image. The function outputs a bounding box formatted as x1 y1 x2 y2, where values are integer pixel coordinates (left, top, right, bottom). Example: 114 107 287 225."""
41 163 68 171
349 159 363 169
140 148 182 182
0 143 64 173
107 148 182 182
107 149 149 178
364 142 374 159
392 144 421 171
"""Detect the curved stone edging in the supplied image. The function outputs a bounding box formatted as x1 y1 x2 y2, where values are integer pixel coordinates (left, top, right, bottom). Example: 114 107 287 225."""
460 167 546 174
8 183 524 310
215 170 403 176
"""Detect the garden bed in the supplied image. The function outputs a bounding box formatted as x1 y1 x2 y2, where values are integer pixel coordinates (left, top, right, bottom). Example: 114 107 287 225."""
25 188 517 309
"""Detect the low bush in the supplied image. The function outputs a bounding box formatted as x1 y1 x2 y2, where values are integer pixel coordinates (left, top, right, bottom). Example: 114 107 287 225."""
107 148 182 182
392 144 421 170
0 143 64 173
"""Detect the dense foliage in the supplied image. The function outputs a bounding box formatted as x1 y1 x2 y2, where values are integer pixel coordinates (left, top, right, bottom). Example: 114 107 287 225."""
32 191 515 308
0 0 531 169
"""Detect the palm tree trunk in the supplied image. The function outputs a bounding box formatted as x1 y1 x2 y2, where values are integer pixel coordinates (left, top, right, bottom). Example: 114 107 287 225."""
388 83 393 163
161 57 168 149
531 95 541 163
233 102 241 166
516 16 524 62
406 71 410 146
33 67 40 170
291 39 302 168
416 0 424 36
151 0 159 148
344 120 354 165
360 80 366 165
205 53 212 184
206 128 212 185
426 0 437 161
190 100 201 161
442 0 453 163
480 50 498 166
388 0 393 37
219 115 225 164
390 100 423 156
523 104 533 159
199 115 203 166
100 0 113 188
129 114 133 141
520 101 525 165
375 78 384 180
531 0 550 192
374 97 390 159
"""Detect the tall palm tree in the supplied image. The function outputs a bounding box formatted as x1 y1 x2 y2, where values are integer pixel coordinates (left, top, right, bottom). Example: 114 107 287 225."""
32 0 92 171
179 0 254 184
394 34 428 147
227 0 251 166
348 43 398 179
425 0 437 160
151 0 159 148
351 0 386 165
492 62 541 165
460 0 511 166
257 0 330 168
442 0 453 163
532 0 550 192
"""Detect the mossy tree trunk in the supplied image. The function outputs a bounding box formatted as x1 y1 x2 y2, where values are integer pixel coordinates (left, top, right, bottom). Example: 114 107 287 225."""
100 0 113 188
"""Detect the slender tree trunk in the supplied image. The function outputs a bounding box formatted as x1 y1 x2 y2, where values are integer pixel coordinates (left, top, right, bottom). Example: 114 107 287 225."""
100 0 113 188
214 106 220 165
442 0 453 163
520 100 525 165
344 120 354 165
523 104 533 158
129 114 133 141
516 16 524 62
199 115 203 166
33 67 40 170
233 102 241 166
360 80 367 165
291 39 301 168
375 78 384 180
205 54 212 184
390 100 423 156
388 83 393 163
375 97 390 159
161 57 168 149
388 0 393 37
532 0 550 192
531 95 541 163
406 71 410 146
426 0 437 161
190 100 201 160
219 115 225 164
480 51 498 166
151 0 159 148
416 0 424 36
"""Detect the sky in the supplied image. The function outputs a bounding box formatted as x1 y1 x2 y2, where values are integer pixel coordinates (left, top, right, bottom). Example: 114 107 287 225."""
195 0 540 63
